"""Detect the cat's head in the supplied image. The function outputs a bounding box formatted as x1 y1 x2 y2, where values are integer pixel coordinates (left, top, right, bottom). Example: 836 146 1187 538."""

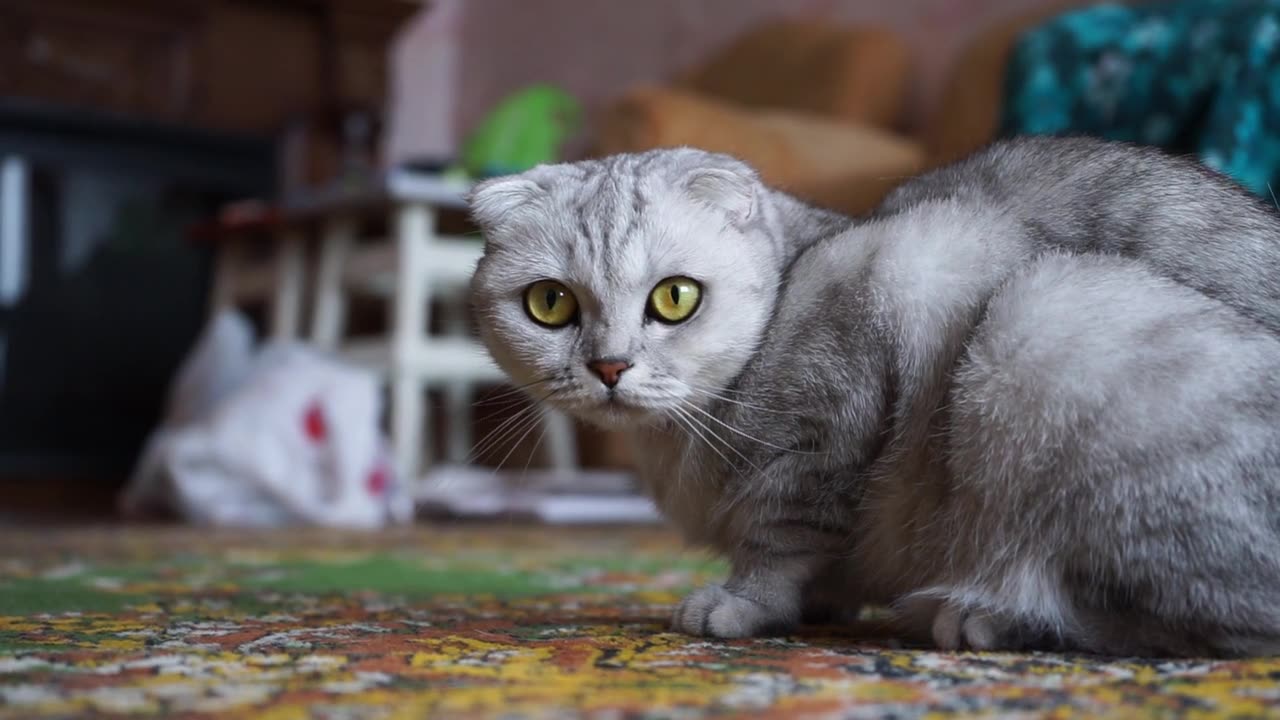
468 149 783 430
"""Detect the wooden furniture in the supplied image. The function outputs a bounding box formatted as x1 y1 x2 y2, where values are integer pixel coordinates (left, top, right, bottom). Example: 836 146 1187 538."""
0 0 421 135
199 172 580 487
304 172 498 481
0 0 420 497
304 174 578 483
0 97 275 490
196 206 308 340
595 21 925 217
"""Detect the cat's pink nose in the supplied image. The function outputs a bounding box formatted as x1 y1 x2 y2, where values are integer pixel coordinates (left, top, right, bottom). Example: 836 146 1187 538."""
587 359 631 388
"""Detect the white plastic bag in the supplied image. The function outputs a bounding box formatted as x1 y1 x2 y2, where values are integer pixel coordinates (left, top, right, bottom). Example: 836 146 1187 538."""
121 311 412 528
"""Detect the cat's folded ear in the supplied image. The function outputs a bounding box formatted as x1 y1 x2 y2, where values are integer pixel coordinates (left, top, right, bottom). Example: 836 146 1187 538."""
681 166 757 225
468 175 547 234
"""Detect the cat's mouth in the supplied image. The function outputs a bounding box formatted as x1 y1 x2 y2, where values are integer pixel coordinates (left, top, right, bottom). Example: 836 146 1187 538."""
600 392 650 415
566 392 660 429
544 377 682 429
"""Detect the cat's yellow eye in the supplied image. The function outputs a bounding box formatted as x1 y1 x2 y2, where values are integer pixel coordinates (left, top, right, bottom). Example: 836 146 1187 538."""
524 280 578 328
647 276 702 324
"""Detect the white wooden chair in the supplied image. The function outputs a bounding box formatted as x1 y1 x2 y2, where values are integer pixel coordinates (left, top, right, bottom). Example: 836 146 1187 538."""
300 171 579 485
204 213 307 341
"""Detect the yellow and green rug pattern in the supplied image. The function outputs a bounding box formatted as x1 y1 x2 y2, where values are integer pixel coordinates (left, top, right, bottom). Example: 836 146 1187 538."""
2 526 1279 718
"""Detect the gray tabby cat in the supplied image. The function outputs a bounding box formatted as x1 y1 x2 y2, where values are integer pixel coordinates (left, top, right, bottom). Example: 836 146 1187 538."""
468 136 1280 657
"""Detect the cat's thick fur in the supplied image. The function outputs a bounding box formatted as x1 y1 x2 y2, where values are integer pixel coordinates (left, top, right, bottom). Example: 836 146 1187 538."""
469 136 1280 657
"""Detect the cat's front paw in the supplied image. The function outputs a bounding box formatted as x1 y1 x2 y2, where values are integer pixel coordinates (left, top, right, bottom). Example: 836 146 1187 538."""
931 601 1003 650
672 584 791 638
930 601 1054 652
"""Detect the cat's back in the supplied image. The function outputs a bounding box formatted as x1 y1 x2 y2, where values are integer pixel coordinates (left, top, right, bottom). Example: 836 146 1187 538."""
732 135 1280 466
732 198 1028 458
884 135 1279 245
879 136 1280 335
881 135 1248 215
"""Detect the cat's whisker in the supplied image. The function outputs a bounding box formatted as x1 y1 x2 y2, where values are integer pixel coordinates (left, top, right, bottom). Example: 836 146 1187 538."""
684 402 824 456
427 411 536 492
490 405 552 477
473 388 534 409
685 382 756 396
669 405 741 479
661 410 695 493
466 401 545 465
477 404 549 471
475 405 534 430
686 383 788 404
473 377 557 408
474 394 537 422
677 402 766 476
466 412 533 466
520 419 551 480
685 385 804 417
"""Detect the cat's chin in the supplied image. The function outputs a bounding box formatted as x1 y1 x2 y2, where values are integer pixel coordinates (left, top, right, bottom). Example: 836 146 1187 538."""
565 400 663 432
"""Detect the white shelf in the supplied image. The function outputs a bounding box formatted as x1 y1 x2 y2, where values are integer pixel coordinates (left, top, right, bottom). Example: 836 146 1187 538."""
338 338 506 383
284 169 473 213
417 465 661 525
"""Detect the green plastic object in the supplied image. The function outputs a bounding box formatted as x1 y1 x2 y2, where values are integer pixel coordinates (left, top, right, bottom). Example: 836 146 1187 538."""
460 84 581 178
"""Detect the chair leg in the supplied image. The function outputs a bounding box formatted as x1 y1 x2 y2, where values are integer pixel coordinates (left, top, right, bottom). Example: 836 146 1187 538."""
441 298 472 464
269 230 306 340
544 410 579 473
310 217 357 348
391 373 425 488
391 202 434 483
209 239 243 316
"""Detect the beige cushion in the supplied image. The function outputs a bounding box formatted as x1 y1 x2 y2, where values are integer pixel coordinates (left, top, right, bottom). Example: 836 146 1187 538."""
676 21 912 130
596 86 924 214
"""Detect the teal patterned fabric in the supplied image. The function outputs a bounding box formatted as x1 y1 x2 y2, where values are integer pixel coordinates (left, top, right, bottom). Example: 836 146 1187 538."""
1002 0 1280 198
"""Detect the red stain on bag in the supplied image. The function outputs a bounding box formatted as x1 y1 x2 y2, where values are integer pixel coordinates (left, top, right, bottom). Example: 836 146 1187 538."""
303 401 327 443
366 466 389 496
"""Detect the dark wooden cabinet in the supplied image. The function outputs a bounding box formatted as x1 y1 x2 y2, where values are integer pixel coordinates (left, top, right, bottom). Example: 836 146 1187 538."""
0 1 420 506
0 1 198 120
0 0 420 134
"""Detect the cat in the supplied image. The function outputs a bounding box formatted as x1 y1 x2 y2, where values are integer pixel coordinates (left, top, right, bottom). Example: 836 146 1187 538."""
468 136 1280 657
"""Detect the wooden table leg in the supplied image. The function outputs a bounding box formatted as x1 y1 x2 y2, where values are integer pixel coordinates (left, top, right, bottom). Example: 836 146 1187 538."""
208 237 242 316
310 217 357 348
544 411 579 472
391 202 433 484
441 297 473 464
269 230 306 340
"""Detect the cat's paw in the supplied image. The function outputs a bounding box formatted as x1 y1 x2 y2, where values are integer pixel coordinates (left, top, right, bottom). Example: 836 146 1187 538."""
931 601 1003 650
930 601 1050 651
672 584 789 638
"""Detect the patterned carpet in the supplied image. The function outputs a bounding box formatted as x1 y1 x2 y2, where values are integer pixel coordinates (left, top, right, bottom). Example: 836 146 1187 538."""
2 526 1279 719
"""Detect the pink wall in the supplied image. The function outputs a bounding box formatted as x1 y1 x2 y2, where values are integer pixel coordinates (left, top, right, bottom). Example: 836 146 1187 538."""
386 0 1075 165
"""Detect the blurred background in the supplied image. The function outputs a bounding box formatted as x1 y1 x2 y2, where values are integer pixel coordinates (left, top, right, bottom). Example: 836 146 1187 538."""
2 0 1275 526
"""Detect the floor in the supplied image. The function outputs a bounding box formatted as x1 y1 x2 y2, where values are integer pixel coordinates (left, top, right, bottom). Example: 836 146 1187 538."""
1 525 1277 718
